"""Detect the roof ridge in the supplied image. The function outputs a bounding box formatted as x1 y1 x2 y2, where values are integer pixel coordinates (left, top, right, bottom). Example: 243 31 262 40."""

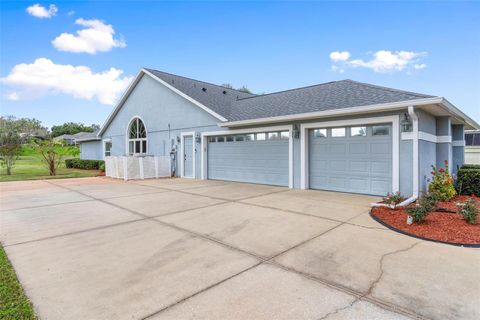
236 80 341 101
144 68 256 96
343 79 435 98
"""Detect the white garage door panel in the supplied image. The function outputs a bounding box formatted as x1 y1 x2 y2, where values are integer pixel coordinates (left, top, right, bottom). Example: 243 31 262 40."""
208 137 289 186
309 125 392 196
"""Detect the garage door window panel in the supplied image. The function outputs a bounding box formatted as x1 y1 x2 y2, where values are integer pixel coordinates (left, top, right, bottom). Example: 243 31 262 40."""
332 128 346 137
372 125 390 136
351 126 367 137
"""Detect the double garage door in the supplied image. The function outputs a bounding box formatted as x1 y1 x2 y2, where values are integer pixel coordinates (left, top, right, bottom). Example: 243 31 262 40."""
207 131 289 187
206 124 392 195
309 124 392 195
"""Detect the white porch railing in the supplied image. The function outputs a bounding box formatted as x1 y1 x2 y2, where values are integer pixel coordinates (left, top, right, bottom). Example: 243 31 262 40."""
105 156 171 180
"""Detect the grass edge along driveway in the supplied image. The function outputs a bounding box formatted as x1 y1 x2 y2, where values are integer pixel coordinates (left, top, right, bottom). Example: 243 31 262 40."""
0 244 36 320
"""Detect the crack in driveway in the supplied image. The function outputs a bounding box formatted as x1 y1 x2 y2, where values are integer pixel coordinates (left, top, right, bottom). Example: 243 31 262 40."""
317 241 422 320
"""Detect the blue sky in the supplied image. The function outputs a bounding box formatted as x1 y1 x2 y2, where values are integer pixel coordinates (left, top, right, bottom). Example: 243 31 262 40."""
1 1 479 129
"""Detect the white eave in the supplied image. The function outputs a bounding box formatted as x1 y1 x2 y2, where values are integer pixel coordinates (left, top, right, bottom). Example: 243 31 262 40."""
219 97 480 130
98 68 227 137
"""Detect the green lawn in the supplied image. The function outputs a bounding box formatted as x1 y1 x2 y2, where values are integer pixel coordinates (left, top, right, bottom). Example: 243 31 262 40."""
0 244 36 320
0 154 99 182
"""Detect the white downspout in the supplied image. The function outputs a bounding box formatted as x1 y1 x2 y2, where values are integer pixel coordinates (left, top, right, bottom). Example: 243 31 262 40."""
371 106 419 208
408 106 419 198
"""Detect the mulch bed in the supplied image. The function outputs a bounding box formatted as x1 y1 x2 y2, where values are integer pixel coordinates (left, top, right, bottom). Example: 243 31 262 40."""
371 195 480 246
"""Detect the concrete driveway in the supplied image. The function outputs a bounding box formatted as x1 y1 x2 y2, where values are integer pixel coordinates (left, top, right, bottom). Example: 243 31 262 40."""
1 177 479 320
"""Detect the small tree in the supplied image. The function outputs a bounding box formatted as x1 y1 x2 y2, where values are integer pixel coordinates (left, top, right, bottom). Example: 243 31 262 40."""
0 117 25 175
35 139 76 176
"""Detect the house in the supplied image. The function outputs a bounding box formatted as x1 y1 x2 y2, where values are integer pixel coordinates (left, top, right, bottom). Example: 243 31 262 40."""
465 130 480 164
54 131 99 146
78 68 479 197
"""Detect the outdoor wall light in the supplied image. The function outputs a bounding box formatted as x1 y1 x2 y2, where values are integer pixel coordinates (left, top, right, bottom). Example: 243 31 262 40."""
195 133 201 143
292 124 300 139
176 136 181 143
400 113 412 132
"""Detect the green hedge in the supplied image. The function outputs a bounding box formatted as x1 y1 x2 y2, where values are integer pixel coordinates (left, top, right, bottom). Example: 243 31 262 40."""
65 158 104 170
455 166 480 196
461 164 480 170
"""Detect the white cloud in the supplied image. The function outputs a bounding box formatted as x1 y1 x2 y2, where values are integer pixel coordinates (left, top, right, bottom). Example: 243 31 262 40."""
1 58 133 105
26 4 58 18
414 63 426 70
330 50 427 73
67 10 75 16
52 18 126 54
329 51 350 62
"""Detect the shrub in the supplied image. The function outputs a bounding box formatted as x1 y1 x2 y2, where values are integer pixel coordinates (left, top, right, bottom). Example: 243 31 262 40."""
99 162 105 172
459 199 479 224
428 161 456 201
461 164 480 170
405 192 439 223
65 158 104 170
418 192 439 212
406 205 429 223
455 167 480 196
382 192 405 209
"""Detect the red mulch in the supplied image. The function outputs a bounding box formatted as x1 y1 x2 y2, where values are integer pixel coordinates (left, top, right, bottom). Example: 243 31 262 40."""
371 195 480 245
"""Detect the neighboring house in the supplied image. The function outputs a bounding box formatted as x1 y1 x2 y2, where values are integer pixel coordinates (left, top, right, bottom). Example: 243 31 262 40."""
465 130 480 164
75 131 103 160
78 68 479 197
54 131 98 146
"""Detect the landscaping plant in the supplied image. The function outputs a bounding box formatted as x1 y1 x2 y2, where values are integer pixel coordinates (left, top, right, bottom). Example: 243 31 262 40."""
382 191 405 209
35 140 79 176
0 116 25 175
406 192 439 223
455 166 480 196
428 161 456 201
459 199 478 224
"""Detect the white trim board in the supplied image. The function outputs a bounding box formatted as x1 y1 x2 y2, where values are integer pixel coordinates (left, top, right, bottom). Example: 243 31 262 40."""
200 125 294 188
180 132 196 179
452 140 466 147
98 69 228 136
299 115 400 193
401 131 452 143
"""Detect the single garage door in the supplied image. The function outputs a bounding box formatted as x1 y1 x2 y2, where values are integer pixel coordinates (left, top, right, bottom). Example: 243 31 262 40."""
309 124 392 196
207 130 289 186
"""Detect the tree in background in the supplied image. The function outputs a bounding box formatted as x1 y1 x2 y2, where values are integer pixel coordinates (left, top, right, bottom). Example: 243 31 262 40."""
51 122 100 138
0 115 49 139
221 83 252 94
0 116 28 175
34 139 79 176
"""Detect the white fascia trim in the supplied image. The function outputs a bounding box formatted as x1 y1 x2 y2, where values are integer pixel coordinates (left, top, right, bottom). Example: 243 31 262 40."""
299 115 400 193
220 97 442 128
98 69 228 137
452 140 466 147
401 132 452 143
142 69 228 122
200 124 294 188
75 137 102 142
98 70 144 136
180 132 195 178
440 98 480 130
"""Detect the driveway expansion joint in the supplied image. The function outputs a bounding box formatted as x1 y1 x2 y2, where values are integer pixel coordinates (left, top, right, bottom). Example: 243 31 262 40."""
43 179 426 320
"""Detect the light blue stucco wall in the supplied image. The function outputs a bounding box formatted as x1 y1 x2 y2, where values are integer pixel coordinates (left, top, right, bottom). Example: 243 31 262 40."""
91 72 469 197
80 140 103 160
452 124 465 173
101 74 222 178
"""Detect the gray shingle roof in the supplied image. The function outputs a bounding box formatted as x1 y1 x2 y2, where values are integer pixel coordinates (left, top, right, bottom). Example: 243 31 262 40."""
145 69 256 120
146 68 435 122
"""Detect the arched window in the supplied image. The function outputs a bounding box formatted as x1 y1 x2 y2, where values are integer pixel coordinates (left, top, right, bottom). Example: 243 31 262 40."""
128 117 147 155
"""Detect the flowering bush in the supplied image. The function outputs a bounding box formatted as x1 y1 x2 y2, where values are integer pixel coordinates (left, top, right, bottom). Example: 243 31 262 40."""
428 160 456 201
382 192 405 209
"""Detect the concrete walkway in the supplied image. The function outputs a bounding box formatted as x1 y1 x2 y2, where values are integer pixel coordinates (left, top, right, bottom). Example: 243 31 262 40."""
1 177 478 320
